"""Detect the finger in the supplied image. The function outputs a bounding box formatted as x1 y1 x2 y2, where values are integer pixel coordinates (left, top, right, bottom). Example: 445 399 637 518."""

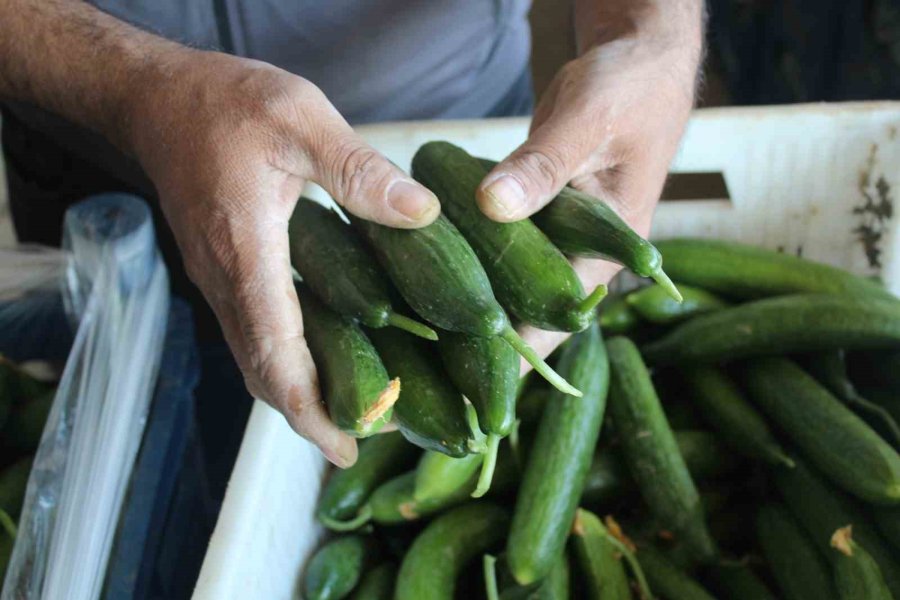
477 108 601 222
297 95 440 228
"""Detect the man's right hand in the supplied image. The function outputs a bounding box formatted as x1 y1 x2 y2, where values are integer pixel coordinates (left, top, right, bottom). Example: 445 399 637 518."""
122 50 440 467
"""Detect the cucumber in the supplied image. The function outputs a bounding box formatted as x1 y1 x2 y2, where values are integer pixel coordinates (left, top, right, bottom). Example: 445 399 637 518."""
349 562 396 600
741 357 900 504
1 390 53 453
367 327 472 457
317 432 417 531
495 552 570 600
705 562 777 600
570 509 630 600
607 336 716 562
773 459 900 597
0 456 32 519
801 350 900 447
303 535 377 600
413 450 483 503
626 283 726 325
353 213 579 396
598 296 639 335
636 544 716 600
682 366 794 467
297 285 398 437
830 526 894 600
522 174 680 300
506 324 610 585
872 507 900 552
395 502 509 600
367 471 472 525
438 330 518 495
756 503 838 600
288 198 437 340
414 142 605 332
654 238 894 300
643 294 900 366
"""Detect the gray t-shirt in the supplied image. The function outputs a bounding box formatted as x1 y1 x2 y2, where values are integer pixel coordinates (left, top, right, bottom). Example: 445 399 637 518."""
90 0 532 123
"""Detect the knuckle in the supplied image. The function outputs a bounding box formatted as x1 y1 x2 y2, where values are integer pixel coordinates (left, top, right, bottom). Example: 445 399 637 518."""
517 147 568 189
333 144 389 202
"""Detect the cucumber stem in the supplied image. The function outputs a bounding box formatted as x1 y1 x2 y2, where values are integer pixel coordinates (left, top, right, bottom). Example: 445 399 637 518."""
316 505 373 532
386 312 439 341
500 326 582 397
607 535 652 600
483 554 500 600
576 284 608 315
472 434 501 498
650 268 683 303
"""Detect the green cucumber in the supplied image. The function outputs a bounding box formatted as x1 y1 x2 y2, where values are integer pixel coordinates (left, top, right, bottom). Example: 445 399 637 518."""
438 330 518 495
413 450 482 503
570 509 631 600
598 296 640 335
395 502 509 600
872 507 900 552
830 526 894 600
636 544 716 600
626 283 727 325
492 552 570 600
288 198 436 340
507 324 610 585
0 456 32 519
756 503 838 600
522 174 680 300
654 238 894 300
415 142 605 332
367 327 471 457
316 432 417 531
297 285 398 437
773 459 900 597
705 562 777 600
349 562 396 600
353 213 579 396
644 294 900 366
741 357 900 504
1 390 53 453
801 350 900 447
683 366 793 467
303 535 377 600
607 336 716 562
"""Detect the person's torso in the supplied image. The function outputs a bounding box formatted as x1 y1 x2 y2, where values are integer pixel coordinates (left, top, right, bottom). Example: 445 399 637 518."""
88 0 532 122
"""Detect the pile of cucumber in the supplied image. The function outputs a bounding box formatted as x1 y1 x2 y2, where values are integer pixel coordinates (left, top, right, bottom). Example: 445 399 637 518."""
300 155 900 599
0 358 54 582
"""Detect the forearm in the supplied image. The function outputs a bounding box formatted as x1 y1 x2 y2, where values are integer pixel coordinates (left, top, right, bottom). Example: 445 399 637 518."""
574 0 704 63
0 0 184 151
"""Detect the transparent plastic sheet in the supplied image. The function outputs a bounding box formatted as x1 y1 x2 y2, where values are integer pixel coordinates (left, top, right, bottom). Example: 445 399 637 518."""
1 194 170 600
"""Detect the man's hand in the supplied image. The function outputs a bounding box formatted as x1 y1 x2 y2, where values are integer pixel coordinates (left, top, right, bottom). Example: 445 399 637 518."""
0 1 439 467
477 0 704 361
128 51 440 466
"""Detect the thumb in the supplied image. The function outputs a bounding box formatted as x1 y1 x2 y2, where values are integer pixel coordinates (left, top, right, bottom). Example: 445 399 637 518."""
311 123 440 229
477 120 593 223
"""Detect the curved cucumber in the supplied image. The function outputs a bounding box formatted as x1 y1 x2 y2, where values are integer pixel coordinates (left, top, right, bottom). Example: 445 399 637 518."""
626 283 727 325
831 526 894 600
413 450 483 503
655 238 895 300
774 459 900 597
395 502 510 600
367 327 472 456
415 143 603 332
349 562 396 600
367 471 472 525
303 535 377 600
298 285 398 437
607 336 716 562
705 562 777 600
683 366 794 467
742 357 900 504
288 199 435 340
316 432 417 530
636 544 716 600
507 324 609 585
571 509 630 600
756 503 838 600
644 293 900 365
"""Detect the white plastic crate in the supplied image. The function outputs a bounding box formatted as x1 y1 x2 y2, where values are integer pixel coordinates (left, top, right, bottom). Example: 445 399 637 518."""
194 102 900 599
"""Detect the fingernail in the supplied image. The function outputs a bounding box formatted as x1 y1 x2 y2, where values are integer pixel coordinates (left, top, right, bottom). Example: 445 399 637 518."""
482 174 526 219
387 180 440 223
